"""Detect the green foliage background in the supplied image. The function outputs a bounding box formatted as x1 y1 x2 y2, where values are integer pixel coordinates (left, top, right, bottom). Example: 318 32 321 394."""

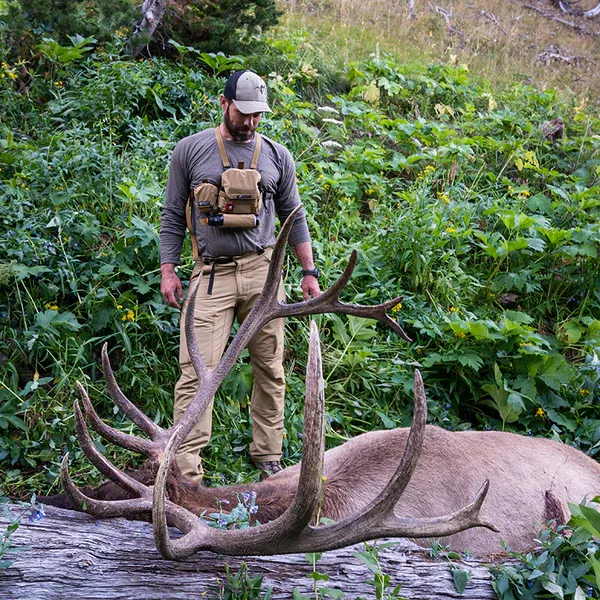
0 27 599 500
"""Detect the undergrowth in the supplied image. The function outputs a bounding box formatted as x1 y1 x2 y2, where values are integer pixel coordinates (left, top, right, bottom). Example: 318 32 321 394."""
0 26 598 500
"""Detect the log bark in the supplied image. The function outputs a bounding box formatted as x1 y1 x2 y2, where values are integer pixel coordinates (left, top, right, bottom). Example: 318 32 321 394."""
1 504 499 599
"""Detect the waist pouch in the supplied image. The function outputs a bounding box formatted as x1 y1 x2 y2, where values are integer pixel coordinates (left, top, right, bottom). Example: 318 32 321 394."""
193 128 264 229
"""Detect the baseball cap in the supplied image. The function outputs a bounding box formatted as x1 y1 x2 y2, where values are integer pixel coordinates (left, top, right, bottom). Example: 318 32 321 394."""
224 70 272 114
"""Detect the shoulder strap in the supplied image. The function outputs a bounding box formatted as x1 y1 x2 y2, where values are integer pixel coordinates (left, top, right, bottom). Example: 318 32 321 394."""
185 198 199 262
214 127 230 168
250 133 262 170
215 127 262 170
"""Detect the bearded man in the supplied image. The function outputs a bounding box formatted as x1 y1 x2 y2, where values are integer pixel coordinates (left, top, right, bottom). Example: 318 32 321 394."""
159 70 320 482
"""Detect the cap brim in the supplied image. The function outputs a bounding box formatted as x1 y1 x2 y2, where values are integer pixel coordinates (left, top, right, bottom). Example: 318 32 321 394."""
232 99 272 114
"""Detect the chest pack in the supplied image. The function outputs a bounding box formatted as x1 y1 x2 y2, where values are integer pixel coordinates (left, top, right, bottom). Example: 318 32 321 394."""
193 128 263 229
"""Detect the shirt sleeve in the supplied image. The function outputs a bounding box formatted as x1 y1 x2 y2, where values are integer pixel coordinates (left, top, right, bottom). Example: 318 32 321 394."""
160 142 190 265
273 146 311 247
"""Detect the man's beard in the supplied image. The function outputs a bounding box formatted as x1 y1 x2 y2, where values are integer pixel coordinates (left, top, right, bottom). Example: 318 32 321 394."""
224 105 254 142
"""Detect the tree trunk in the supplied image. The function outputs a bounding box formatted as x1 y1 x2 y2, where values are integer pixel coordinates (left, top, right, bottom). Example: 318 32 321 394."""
130 0 172 57
1 504 499 599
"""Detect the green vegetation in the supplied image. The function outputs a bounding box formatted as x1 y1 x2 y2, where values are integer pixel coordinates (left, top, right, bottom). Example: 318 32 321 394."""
0 17 599 498
1 4 600 594
493 497 600 600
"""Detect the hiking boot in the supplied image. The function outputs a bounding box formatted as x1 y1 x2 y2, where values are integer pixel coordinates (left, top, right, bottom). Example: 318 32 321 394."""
252 459 283 480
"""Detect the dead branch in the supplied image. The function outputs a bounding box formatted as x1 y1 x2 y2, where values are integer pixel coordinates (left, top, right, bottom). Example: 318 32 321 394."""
522 3 597 35
429 4 468 44
466 5 509 35
536 44 591 64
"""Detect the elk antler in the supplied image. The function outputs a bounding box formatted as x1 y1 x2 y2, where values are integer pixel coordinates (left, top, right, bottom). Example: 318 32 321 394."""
152 321 496 558
60 207 496 558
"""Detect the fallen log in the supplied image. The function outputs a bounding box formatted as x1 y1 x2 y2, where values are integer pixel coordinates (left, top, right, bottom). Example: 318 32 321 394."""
1 504 499 599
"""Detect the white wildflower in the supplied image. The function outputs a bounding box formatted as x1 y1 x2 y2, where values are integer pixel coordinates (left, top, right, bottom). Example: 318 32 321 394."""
322 118 344 125
317 106 339 114
322 140 343 149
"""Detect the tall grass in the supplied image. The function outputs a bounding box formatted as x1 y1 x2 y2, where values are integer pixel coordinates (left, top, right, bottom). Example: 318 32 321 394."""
277 0 600 102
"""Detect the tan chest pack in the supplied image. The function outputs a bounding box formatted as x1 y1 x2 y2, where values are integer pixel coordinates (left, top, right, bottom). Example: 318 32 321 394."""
192 128 263 230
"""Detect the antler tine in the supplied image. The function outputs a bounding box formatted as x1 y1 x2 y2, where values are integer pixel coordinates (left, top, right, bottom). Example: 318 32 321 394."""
277 250 410 341
72 399 149 498
258 204 302 302
76 381 156 455
152 320 327 559
59 454 201 529
60 454 153 517
272 319 325 527
101 344 162 438
354 368 428 517
171 206 303 450
184 271 208 381
152 424 206 559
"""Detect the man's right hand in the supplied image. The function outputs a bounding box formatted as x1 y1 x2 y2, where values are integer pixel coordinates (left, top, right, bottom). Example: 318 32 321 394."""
160 264 183 309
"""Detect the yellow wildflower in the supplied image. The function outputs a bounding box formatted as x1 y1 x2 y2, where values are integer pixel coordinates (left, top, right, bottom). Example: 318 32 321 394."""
322 475 327 483
579 388 588 396
445 227 456 233
391 303 402 313
121 309 135 322
437 192 450 204
535 407 546 419
45 302 58 311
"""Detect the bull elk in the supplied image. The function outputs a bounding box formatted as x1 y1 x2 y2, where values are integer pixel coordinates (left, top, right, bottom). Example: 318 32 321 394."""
44 208 600 558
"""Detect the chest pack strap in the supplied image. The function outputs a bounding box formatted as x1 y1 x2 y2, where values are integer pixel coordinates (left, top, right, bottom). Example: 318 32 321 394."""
214 127 262 169
186 198 199 262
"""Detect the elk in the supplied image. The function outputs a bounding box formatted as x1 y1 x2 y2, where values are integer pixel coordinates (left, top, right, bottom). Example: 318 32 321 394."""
45 208 600 559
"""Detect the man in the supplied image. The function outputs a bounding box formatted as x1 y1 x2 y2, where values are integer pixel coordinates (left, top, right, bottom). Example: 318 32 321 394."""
159 70 320 483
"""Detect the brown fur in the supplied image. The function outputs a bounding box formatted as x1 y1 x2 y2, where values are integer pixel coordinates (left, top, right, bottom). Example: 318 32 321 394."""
40 425 600 557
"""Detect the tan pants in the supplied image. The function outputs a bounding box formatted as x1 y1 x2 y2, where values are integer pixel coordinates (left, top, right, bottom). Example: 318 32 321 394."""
174 249 285 482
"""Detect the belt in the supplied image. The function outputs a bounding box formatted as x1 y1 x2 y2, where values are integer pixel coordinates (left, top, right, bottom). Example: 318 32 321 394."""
202 248 267 295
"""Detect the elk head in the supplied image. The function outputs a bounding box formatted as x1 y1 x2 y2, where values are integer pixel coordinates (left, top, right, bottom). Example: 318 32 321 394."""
59 207 496 559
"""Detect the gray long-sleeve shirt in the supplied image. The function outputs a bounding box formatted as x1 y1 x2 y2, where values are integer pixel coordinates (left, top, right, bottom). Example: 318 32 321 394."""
160 128 311 263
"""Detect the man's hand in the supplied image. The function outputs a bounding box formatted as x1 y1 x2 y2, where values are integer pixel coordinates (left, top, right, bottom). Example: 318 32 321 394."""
301 275 321 301
161 264 183 309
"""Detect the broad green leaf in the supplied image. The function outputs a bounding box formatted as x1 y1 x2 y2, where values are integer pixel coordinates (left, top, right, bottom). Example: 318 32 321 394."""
540 580 564 599
457 353 483 370
468 321 491 340
562 320 585 344
452 568 471 595
574 587 587 600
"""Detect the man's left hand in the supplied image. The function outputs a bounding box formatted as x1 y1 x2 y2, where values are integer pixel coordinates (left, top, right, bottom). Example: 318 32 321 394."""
302 275 321 301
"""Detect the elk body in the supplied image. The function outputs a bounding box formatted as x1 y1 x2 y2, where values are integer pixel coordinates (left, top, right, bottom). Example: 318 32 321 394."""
46 209 600 559
44 422 600 557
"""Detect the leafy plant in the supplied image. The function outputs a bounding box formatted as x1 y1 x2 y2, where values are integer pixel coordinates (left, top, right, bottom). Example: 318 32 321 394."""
0 495 45 568
492 498 600 600
354 542 408 600
215 562 273 600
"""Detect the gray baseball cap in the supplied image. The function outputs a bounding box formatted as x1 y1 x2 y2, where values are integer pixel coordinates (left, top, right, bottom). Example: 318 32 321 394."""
224 70 272 114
